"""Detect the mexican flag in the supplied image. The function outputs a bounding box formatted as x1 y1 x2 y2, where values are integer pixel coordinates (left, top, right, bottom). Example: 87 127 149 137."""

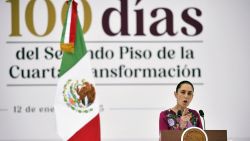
54 0 101 140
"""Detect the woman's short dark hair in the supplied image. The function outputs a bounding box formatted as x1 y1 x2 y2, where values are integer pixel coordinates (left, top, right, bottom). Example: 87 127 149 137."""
176 80 194 92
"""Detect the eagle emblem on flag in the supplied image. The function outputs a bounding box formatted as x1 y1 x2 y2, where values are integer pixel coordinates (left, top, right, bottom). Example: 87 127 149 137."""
63 79 96 113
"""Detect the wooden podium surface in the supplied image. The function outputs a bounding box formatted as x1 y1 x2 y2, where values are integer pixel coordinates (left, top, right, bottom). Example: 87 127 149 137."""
161 130 227 141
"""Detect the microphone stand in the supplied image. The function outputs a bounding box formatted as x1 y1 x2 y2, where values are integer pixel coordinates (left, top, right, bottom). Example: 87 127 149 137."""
201 116 206 130
199 110 206 130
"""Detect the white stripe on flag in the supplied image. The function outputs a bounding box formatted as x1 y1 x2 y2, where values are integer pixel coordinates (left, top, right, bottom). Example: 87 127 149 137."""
55 53 99 140
64 1 73 43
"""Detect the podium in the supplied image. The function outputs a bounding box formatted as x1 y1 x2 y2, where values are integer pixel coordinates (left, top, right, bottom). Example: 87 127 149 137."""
161 130 227 141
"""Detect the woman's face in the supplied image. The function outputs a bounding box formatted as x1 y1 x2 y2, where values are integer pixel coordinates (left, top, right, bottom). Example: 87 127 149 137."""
175 83 194 109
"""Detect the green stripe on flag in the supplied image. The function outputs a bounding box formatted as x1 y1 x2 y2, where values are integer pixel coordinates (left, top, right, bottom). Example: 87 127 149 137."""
59 18 87 77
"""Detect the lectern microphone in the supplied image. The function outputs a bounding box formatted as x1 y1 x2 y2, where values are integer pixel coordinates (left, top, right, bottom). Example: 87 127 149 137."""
177 110 182 117
199 110 206 130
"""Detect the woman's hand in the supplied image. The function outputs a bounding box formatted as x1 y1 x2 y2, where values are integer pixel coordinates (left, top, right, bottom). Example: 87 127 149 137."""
179 109 192 129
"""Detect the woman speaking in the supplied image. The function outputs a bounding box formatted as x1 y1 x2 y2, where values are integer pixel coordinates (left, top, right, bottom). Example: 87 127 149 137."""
159 80 203 131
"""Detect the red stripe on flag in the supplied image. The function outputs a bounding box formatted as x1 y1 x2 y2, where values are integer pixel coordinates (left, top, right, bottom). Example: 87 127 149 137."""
69 1 77 43
68 114 101 141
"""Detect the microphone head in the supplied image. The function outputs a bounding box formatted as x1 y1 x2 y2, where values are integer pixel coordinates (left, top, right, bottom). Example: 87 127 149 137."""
177 110 182 117
199 110 204 117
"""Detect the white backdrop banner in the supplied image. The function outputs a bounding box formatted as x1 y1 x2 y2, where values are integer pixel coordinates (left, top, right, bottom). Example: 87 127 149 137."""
0 0 250 141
